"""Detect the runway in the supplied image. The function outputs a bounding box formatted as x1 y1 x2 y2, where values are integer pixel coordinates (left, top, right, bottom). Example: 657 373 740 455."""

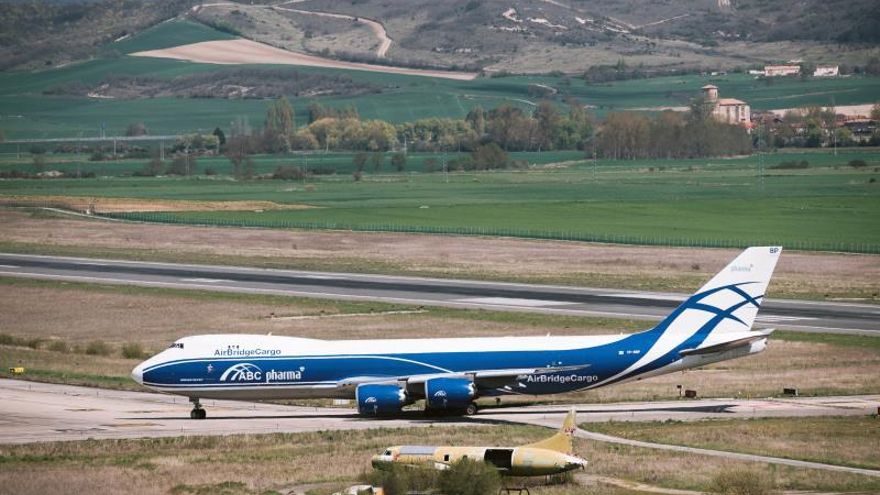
0 253 877 334
2 379 877 445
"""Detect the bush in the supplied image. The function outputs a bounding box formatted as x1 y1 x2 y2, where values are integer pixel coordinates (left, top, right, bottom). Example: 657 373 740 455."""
47 340 70 353
438 458 501 495
121 342 145 359
709 469 775 495
134 158 164 177
204 166 218 176
0 333 43 349
272 165 306 180
849 159 868 168
362 465 438 495
85 340 113 356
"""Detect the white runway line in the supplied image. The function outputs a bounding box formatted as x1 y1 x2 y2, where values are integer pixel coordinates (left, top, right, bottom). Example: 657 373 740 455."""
458 297 574 307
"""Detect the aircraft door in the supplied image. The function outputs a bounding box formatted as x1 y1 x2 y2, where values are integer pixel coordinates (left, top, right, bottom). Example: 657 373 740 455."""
484 448 513 470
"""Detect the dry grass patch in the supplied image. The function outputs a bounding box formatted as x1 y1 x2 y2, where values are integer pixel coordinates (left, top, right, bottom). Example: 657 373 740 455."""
577 437 880 493
1 426 877 495
586 416 880 470
0 196 312 213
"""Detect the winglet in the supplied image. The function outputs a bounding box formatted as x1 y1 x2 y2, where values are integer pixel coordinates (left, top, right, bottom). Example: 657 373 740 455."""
522 409 577 454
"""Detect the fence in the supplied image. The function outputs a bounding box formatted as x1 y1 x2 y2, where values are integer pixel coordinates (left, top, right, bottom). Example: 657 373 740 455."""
95 211 880 255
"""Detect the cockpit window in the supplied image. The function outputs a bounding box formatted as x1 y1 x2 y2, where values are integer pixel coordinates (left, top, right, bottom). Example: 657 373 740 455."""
384 450 392 456
168 342 184 349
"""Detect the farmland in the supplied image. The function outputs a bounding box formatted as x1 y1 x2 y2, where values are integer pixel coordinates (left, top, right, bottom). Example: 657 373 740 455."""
1 149 878 252
0 20 878 139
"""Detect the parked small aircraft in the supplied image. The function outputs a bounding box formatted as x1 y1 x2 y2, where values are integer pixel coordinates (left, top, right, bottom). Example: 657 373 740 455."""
372 410 586 476
132 247 781 419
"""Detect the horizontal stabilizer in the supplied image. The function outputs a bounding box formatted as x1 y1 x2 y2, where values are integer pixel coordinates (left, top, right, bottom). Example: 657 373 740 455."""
679 328 774 357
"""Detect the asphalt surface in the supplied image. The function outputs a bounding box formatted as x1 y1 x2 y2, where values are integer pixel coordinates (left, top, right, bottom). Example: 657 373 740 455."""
0 253 877 335
3 379 878 477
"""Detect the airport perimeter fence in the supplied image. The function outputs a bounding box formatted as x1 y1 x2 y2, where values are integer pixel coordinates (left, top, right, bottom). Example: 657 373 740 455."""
96 211 880 255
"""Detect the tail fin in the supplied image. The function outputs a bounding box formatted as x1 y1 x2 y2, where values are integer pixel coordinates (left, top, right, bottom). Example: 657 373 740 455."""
640 246 781 359
522 409 576 454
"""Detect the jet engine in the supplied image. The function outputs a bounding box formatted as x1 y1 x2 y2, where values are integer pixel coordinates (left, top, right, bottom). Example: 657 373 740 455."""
424 377 476 412
356 383 407 416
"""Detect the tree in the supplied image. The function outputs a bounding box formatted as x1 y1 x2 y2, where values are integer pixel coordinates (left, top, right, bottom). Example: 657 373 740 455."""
125 122 148 137
391 152 406 172
352 152 368 172
226 135 255 179
370 151 384 172
466 105 486 136
533 100 562 151
212 127 226 147
471 142 508 170
264 96 295 153
166 155 197 176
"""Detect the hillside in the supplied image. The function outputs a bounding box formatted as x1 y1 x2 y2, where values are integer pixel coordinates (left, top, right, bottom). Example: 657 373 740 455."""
192 0 879 74
3 0 878 75
0 0 199 70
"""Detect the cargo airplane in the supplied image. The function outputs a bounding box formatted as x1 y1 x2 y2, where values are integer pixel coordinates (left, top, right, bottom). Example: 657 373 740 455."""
371 410 586 476
132 246 781 419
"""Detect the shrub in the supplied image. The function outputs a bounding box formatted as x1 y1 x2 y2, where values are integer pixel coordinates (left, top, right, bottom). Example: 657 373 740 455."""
47 340 70 353
709 469 775 495
849 159 867 168
438 458 501 495
121 342 144 359
272 165 306 180
85 340 113 356
204 166 218 176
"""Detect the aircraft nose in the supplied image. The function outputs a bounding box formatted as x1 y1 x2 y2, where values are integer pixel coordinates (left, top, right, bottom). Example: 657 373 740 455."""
131 363 144 385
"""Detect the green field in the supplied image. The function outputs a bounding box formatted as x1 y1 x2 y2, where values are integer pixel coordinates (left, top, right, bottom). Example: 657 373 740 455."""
0 20 878 139
2 149 878 252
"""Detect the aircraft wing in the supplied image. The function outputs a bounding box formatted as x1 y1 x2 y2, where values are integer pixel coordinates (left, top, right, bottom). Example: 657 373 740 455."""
335 365 590 396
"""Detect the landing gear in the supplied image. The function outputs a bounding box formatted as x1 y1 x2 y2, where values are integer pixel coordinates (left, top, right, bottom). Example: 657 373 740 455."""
189 397 206 419
465 402 478 416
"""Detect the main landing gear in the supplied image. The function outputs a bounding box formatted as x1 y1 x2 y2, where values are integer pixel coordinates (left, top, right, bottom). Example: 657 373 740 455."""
190 397 206 419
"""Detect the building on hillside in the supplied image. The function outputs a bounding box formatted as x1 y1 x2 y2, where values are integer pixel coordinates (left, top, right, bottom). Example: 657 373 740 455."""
702 85 751 127
813 65 839 77
764 65 800 77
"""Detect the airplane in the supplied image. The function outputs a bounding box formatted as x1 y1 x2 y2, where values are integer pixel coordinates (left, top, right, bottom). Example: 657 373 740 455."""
131 246 781 419
371 409 586 476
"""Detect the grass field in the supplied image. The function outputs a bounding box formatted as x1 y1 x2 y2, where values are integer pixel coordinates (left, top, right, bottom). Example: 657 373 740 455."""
0 18 877 139
2 149 877 252
1 423 878 495
586 416 880 470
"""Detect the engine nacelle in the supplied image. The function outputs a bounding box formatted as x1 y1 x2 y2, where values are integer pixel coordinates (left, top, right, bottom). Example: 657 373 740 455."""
356 383 407 416
424 377 475 411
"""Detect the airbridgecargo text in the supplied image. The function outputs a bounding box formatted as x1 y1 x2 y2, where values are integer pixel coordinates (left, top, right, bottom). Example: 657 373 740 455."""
214 347 281 357
526 374 600 384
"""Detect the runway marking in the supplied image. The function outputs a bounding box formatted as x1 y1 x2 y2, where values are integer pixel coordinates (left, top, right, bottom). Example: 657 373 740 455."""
458 297 574 307
756 315 816 322
267 310 428 321
180 278 231 283
609 293 684 302
0 264 19 269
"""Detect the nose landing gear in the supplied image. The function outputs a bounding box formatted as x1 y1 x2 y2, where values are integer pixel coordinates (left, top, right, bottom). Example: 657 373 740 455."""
189 397 206 419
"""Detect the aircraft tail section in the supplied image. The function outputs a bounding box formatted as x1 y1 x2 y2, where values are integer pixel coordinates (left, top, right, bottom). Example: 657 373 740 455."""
522 409 577 454
650 246 781 349
597 247 782 387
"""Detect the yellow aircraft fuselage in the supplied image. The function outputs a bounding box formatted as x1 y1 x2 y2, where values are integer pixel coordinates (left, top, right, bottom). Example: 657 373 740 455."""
371 410 586 476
